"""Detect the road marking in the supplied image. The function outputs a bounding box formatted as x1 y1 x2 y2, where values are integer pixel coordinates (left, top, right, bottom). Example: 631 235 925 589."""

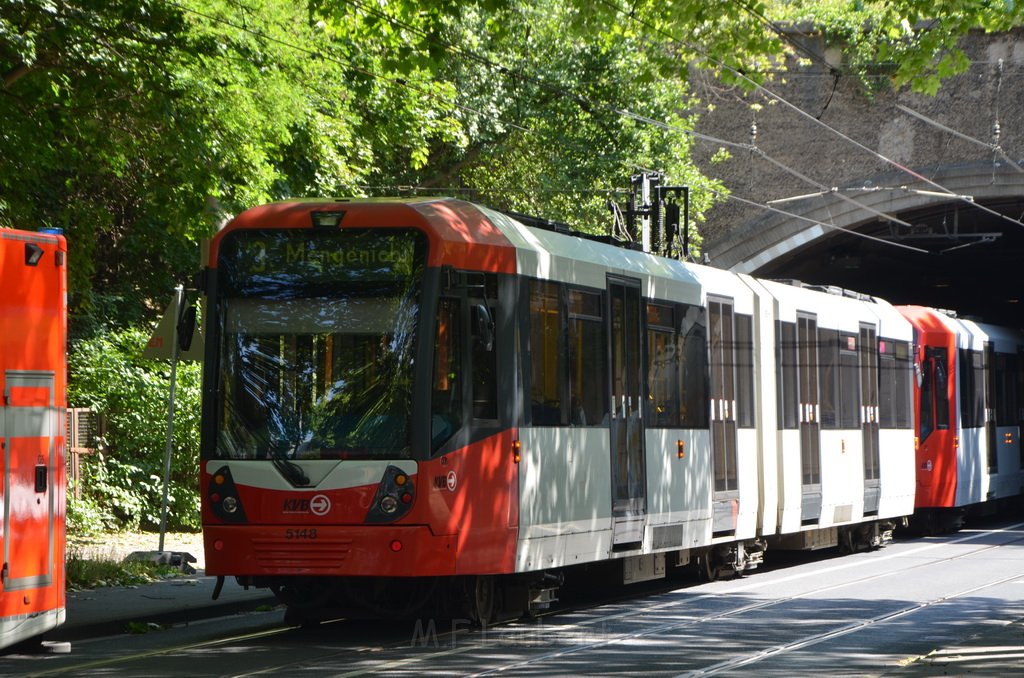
25 626 292 677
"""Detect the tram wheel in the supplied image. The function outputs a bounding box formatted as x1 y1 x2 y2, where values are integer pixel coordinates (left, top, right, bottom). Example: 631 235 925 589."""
698 555 721 582
466 575 496 626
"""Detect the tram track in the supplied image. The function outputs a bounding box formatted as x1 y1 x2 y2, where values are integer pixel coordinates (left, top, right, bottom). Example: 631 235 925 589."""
227 522 1024 677
463 522 1024 676
676 568 1024 677
22 522 1024 676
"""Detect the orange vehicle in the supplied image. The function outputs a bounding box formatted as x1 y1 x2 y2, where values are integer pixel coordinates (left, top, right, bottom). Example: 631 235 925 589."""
0 228 67 649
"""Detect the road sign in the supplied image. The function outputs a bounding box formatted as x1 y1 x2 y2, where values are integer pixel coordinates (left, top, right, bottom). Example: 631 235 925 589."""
143 289 203 361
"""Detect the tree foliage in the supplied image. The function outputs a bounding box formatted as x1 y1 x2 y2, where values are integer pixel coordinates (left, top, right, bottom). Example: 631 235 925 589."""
1 0 373 329
67 327 202 533
4 1 1018 322
768 0 1024 95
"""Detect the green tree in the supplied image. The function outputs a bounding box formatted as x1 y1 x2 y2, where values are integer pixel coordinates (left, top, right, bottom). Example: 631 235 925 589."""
67 327 202 533
765 0 1024 95
1 1 372 330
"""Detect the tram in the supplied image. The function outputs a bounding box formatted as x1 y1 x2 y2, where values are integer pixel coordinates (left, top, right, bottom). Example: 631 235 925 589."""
198 198 933 622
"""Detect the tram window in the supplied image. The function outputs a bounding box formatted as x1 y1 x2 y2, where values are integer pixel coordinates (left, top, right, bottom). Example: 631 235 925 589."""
777 321 798 429
878 344 895 428
472 302 498 420
838 333 860 429
529 280 565 425
878 339 913 429
569 289 608 426
646 303 678 427
470 273 499 421
932 348 950 431
735 313 756 428
818 329 839 429
919 352 935 441
894 341 913 428
432 298 463 450
995 353 1019 426
959 349 985 428
644 302 709 428
679 304 708 428
1018 354 1024 426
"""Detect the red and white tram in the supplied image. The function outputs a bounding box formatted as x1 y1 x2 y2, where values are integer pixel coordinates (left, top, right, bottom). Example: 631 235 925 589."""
197 198 1004 621
897 305 1024 532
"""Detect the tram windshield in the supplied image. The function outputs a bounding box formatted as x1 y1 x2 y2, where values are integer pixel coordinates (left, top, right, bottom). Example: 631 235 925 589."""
212 228 427 460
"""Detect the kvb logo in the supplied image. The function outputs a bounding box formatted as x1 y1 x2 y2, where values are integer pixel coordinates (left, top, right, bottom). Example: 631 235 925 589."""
282 494 332 515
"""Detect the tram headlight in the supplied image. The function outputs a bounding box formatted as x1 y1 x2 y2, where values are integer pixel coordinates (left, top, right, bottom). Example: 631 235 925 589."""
209 466 248 523
365 465 415 523
380 496 399 514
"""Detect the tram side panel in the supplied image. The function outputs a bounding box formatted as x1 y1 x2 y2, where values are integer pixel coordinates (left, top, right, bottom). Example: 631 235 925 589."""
874 333 917 518
512 250 617 571
687 266 765 548
0 230 67 650
744 275 782 543
501 216 719 571
857 301 916 523
641 271 718 556
953 316 992 507
897 306 959 510
763 281 915 546
981 324 1024 501
954 319 1024 506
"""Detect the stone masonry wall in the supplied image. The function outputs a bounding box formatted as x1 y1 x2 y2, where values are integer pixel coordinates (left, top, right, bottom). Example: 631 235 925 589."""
690 27 1024 257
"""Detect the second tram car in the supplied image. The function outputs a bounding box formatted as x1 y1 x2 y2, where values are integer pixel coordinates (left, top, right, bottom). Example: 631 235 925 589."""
198 197 1012 622
897 305 1024 532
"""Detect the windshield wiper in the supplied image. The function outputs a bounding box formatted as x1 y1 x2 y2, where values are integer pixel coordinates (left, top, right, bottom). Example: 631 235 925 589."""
272 457 311 487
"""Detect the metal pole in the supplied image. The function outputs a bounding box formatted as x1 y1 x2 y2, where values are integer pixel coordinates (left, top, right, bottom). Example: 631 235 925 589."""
158 285 183 553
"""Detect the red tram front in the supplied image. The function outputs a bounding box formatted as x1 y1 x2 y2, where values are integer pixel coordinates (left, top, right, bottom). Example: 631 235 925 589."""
200 200 521 619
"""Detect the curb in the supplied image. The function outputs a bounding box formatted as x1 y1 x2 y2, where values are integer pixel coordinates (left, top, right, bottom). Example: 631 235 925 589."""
49 594 281 643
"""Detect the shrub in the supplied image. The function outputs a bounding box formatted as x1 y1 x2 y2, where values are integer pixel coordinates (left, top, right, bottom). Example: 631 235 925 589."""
68 326 202 533
65 551 181 590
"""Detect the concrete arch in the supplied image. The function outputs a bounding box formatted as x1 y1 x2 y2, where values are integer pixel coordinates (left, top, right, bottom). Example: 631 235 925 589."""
708 160 1024 274
704 161 1024 325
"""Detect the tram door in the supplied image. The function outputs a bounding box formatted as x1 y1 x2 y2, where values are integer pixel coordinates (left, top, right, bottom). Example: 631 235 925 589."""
2 371 58 591
860 325 880 514
608 278 646 546
708 298 739 533
797 315 822 522
984 343 998 474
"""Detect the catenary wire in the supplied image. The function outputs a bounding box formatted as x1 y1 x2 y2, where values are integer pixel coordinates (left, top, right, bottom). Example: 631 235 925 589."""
597 0 1024 231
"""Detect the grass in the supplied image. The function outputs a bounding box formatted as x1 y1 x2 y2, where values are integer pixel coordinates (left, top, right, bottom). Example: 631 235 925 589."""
65 552 183 591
